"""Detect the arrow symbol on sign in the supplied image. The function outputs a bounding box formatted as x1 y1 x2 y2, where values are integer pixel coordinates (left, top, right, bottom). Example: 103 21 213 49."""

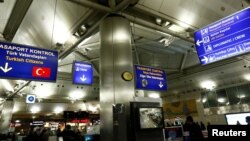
0 62 12 73
80 75 87 82
159 81 163 88
201 56 208 63
196 39 203 46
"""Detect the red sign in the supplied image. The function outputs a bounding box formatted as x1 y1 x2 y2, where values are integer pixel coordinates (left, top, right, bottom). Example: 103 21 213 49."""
32 67 51 78
70 119 89 123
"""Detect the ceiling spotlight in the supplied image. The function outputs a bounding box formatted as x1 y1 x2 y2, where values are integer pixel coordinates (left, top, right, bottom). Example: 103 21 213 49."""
217 98 226 103
156 18 162 25
74 25 87 38
0 97 4 101
238 94 246 99
80 25 86 32
15 120 20 123
164 21 170 27
202 98 207 103
73 32 81 38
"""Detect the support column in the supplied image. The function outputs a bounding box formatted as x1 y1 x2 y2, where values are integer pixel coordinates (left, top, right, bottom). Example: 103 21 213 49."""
100 15 134 141
0 100 14 133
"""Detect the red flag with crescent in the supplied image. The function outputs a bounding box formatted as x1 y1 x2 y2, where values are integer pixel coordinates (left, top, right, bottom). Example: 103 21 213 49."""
32 67 51 78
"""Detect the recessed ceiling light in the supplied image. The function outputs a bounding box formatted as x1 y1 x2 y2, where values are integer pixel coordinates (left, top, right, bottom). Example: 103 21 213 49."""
15 120 20 123
238 94 246 99
54 107 63 114
202 98 207 103
243 74 250 81
148 93 160 98
69 90 85 100
217 98 226 103
30 106 40 113
168 24 185 32
200 80 216 90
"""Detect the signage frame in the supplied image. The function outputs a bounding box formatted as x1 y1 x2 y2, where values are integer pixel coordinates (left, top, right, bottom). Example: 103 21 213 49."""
194 7 250 65
72 61 93 85
134 64 167 91
0 41 58 82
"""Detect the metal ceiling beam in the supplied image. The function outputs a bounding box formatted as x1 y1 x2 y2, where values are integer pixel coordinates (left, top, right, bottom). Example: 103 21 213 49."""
0 81 32 105
68 0 132 12
3 0 33 41
108 0 116 10
77 42 100 49
68 0 194 44
133 4 199 31
59 13 108 60
0 33 5 41
123 14 195 44
1 0 134 105
58 58 99 68
66 0 112 12
180 51 189 71
244 0 250 5
60 0 133 60
168 57 243 81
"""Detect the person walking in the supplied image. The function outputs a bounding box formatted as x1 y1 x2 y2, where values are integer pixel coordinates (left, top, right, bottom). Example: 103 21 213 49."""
183 116 204 141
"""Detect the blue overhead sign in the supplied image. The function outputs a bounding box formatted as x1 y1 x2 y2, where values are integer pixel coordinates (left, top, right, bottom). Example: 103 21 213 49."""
72 61 93 85
0 42 58 81
135 65 167 91
194 7 250 65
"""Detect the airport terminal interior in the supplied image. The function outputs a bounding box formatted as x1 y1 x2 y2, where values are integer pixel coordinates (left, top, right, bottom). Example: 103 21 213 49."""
1 0 250 141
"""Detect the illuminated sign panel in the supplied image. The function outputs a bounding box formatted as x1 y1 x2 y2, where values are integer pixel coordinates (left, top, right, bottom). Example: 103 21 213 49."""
194 8 250 65
0 42 58 81
72 61 93 85
135 65 167 91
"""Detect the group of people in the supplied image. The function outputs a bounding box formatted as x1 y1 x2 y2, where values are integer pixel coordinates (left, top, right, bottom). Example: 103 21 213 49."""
23 125 82 141
183 116 207 141
57 125 83 141
25 127 53 141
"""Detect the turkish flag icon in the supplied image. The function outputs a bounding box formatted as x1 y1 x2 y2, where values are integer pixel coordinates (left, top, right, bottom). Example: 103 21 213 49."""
32 67 51 78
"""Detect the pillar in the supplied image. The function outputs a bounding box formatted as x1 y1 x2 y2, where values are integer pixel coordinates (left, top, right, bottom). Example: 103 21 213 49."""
0 100 14 133
99 15 134 141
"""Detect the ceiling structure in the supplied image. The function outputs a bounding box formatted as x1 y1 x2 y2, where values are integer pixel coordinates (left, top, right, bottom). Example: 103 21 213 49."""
1 0 250 120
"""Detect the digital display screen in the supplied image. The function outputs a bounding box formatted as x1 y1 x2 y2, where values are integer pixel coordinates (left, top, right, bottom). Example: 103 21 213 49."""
139 107 164 129
165 126 183 140
225 112 250 125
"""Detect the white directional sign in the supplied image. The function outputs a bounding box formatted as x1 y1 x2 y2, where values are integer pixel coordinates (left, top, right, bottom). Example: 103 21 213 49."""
159 81 163 88
80 74 87 82
0 62 12 73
